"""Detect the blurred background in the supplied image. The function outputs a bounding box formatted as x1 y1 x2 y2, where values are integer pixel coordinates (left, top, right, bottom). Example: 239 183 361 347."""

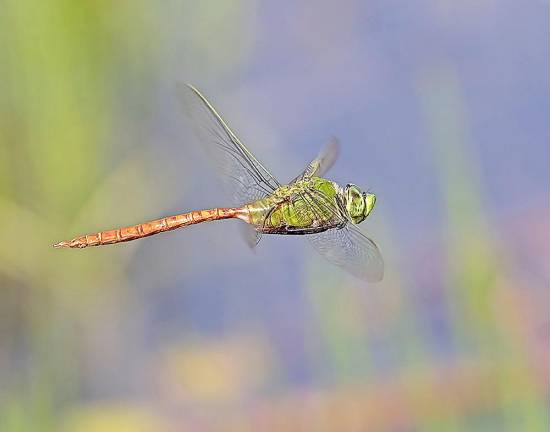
1 1 550 430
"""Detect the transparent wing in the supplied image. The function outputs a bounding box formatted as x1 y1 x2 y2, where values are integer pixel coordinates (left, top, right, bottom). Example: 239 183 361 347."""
303 187 384 282
292 137 340 183
240 223 262 248
308 225 384 282
178 83 280 205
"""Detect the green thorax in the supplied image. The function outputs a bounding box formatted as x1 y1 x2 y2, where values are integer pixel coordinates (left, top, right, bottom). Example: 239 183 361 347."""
247 177 343 232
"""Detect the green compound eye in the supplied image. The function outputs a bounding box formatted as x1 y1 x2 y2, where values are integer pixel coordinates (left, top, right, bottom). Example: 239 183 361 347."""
345 184 366 224
364 192 376 218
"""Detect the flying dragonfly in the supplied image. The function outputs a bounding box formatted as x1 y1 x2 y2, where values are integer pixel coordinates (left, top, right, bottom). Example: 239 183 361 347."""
54 84 384 282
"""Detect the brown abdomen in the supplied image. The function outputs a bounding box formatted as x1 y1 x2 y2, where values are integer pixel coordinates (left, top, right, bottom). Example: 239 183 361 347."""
53 207 249 249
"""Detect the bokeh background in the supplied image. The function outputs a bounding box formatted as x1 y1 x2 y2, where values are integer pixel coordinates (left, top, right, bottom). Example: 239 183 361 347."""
2 1 550 431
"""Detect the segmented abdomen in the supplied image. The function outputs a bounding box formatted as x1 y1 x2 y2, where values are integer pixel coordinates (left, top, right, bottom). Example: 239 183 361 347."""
53 208 246 249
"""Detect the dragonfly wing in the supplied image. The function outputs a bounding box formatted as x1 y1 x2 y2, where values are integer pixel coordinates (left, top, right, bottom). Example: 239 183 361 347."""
178 83 280 205
307 224 384 282
292 137 340 183
239 223 262 248
301 187 384 282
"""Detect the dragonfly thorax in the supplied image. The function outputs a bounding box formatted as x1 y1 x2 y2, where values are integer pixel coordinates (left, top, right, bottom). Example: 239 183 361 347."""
343 184 376 224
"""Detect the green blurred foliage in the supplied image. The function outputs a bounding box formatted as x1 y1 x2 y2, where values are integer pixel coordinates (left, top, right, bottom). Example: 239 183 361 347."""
0 1 165 429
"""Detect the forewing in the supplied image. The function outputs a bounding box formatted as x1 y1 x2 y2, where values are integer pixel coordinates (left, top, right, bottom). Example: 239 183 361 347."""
302 187 384 282
308 225 384 282
292 137 340 182
178 84 280 205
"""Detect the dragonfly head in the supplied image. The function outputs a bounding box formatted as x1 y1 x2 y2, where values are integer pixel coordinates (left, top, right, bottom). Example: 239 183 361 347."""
364 191 376 218
344 184 377 224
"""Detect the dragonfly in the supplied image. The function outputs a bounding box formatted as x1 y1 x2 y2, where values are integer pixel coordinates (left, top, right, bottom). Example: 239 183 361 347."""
54 84 384 282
